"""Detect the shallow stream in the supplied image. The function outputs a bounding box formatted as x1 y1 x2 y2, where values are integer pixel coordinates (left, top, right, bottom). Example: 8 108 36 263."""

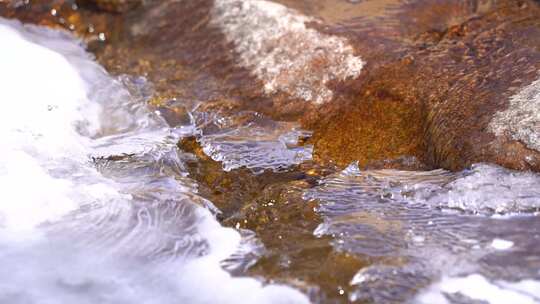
0 3 539 303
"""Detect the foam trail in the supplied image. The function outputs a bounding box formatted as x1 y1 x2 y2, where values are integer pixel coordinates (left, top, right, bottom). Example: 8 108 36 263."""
0 18 308 304
416 274 540 304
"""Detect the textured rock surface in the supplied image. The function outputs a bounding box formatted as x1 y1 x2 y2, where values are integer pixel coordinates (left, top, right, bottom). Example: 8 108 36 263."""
84 0 140 13
128 0 540 171
2 0 539 172
211 0 364 104
489 76 540 152
4 0 540 170
303 0 540 171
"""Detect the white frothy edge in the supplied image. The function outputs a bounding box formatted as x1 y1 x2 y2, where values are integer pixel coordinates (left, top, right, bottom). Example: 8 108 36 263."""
0 18 309 304
490 238 514 250
334 162 540 214
416 274 540 304
0 19 101 235
211 0 365 104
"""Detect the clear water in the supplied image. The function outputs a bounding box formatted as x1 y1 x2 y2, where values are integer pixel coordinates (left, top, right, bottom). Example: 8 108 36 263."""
194 110 313 173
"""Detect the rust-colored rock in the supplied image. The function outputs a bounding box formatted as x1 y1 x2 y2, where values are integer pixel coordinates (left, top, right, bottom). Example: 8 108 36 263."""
306 62 427 168
0 0 121 43
2 0 539 173
81 0 140 13
304 0 540 171
104 0 540 172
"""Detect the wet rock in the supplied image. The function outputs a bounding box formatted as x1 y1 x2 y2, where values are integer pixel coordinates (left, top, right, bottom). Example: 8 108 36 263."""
363 155 431 171
80 0 141 13
303 0 540 171
0 0 121 43
306 68 426 169
3 0 539 173
108 0 540 172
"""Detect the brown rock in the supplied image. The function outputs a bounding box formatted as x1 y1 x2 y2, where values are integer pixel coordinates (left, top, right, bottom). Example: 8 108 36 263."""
111 0 540 172
304 0 540 171
79 0 141 13
3 0 539 172
0 0 121 43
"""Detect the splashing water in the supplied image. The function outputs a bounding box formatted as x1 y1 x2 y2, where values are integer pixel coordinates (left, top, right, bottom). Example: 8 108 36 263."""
305 162 540 303
193 110 313 173
0 18 309 304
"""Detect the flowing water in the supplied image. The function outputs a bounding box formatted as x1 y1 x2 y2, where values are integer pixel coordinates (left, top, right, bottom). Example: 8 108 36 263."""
1 0 540 303
0 18 308 304
305 163 540 303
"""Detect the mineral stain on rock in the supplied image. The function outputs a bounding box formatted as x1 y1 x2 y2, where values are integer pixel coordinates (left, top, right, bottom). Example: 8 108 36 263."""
210 0 365 104
303 0 540 171
489 76 540 153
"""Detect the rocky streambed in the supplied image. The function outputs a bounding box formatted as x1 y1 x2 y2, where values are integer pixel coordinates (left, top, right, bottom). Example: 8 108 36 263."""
1 1 539 303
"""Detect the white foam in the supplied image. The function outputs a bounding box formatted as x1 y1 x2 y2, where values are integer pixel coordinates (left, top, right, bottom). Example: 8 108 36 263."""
315 162 540 214
211 0 365 104
324 162 540 214
414 163 540 214
489 76 540 152
416 274 540 304
490 238 514 250
307 161 540 302
0 20 102 234
0 18 308 303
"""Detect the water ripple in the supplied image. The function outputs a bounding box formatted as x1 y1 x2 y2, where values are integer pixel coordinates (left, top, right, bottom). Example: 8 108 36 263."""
304 162 540 303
